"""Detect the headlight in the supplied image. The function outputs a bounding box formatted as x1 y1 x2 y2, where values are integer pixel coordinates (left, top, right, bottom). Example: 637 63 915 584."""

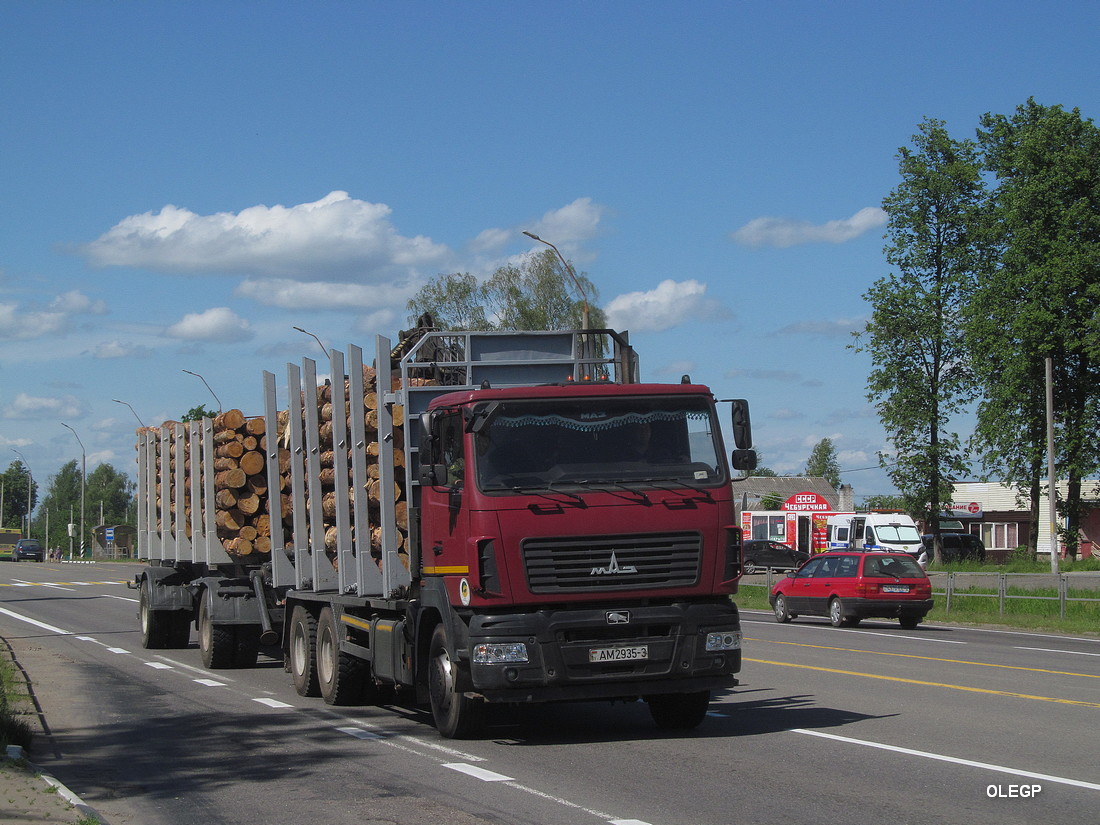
705 631 742 652
473 642 529 664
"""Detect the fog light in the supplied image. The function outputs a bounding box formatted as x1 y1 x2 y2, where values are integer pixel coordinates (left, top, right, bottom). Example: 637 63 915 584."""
705 631 742 652
473 642 529 664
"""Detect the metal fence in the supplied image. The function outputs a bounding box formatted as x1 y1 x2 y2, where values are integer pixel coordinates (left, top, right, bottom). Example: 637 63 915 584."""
927 572 1100 619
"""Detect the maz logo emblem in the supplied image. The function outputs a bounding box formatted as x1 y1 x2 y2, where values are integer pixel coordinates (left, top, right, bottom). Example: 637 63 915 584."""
590 551 638 576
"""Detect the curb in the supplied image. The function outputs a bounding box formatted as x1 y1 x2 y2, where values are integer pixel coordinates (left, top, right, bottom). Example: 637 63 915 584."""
4 745 110 824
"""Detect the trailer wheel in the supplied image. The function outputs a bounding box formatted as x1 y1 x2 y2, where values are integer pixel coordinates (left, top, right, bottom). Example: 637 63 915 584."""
166 612 192 649
289 606 320 697
316 607 366 705
139 585 168 649
647 690 711 730
199 597 237 669
427 624 485 739
234 626 261 668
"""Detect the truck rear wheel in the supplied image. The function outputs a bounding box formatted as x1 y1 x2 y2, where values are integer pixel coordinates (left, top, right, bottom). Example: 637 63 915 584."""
317 607 366 705
428 624 485 739
289 606 320 697
199 597 237 669
139 586 168 649
647 690 711 730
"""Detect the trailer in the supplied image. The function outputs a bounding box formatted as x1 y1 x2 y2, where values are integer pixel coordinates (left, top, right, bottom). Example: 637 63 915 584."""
135 325 756 737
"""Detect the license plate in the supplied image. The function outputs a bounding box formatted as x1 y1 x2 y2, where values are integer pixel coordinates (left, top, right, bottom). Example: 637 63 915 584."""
882 584 910 593
589 645 649 663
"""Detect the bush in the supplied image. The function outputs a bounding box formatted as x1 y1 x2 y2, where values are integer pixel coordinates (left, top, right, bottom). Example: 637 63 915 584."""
0 650 33 751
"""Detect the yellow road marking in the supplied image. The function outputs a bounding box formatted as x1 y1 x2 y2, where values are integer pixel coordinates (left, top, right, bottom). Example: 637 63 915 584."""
745 658 1100 708
746 637 1100 680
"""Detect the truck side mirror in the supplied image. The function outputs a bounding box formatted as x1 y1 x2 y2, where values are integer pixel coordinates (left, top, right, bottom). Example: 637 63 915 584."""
731 449 757 472
419 463 448 487
730 399 752 449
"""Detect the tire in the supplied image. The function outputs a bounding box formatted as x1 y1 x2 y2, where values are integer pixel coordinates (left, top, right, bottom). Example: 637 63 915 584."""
428 624 485 738
198 597 237 669
139 585 168 649
828 597 849 628
289 606 320 697
744 560 757 575
166 611 192 649
647 690 711 730
317 607 366 705
899 616 920 630
772 593 792 623
234 625 261 667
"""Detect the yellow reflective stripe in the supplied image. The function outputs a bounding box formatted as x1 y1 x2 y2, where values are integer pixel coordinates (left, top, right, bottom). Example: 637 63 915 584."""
422 566 469 575
339 614 372 631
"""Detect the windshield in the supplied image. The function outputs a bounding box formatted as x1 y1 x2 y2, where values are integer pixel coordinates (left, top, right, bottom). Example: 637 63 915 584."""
474 396 725 492
876 525 922 544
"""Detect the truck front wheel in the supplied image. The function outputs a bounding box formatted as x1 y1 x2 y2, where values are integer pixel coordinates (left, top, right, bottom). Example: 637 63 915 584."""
647 690 711 730
427 625 485 739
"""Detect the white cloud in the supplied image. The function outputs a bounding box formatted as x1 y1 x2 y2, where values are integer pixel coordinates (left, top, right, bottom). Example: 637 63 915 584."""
731 206 886 248
82 191 451 280
2 392 86 420
0 290 106 340
166 307 253 342
605 279 730 333
777 317 866 337
90 340 153 359
235 278 413 310
472 198 609 258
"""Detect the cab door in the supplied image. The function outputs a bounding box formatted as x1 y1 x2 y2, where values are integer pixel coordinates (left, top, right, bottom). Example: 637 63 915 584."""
420 410 473 581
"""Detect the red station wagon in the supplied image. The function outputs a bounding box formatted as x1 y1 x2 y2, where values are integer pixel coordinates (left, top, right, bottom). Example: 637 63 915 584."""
769 551 934 629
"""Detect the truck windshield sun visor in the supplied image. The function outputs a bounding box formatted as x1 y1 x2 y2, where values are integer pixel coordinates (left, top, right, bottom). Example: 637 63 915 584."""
474 397 726 493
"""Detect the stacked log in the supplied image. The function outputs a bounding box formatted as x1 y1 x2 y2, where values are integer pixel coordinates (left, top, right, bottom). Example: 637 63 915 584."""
140 363 434 571
274 365 422 572
139 409 273 561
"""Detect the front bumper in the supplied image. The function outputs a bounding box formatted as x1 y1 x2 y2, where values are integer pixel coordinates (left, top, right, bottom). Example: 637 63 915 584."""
464 600 741 703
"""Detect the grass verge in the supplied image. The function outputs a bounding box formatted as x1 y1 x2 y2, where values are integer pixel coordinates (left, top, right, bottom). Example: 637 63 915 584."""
0 643 34 751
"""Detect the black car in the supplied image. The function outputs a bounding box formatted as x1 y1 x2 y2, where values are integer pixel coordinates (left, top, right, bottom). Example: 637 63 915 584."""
743 539 810 574
14 539 44 562
921 532 986 562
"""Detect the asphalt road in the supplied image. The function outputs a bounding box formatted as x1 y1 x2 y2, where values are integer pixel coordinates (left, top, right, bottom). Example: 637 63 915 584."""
1 560 1098 825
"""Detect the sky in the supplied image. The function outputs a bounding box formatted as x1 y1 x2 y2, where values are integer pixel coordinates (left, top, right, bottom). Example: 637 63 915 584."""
2 0 1099 506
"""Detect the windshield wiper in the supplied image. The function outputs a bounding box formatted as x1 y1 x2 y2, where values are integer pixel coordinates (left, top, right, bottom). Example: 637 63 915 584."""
505 483 586 505
639 477 713 501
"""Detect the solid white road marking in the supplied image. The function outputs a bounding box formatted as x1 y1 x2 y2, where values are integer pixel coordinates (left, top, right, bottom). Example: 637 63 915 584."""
1016 646 1100 658
791 728 1100 791
0 606 71 635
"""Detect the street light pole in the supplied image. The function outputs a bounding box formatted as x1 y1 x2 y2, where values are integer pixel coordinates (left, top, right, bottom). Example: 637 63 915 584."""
61 423 86 559
522 231 590 329
11 449 32 540
182 369 223 413
113 399 146 428
293 326 330 358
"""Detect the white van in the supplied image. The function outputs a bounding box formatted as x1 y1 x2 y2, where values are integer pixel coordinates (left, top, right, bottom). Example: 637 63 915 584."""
826 512 926 561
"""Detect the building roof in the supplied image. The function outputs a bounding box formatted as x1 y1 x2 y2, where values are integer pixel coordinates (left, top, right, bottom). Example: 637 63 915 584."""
733 476 841 510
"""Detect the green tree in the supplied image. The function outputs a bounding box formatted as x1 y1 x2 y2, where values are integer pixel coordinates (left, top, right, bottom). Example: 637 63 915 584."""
975 99 1100 559
34 460 82 553
1 461 37 532
182 404 216 422
855 118 988 564
804 438 841 488
408 249 605 331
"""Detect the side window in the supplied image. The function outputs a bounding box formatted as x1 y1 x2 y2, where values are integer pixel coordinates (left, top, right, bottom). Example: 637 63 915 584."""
816 558 838 577
836 556 858 577
795 558 823 578
439 412 465 487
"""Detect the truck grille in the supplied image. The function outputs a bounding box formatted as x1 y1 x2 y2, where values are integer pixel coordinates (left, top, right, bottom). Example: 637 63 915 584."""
522 532 702 593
